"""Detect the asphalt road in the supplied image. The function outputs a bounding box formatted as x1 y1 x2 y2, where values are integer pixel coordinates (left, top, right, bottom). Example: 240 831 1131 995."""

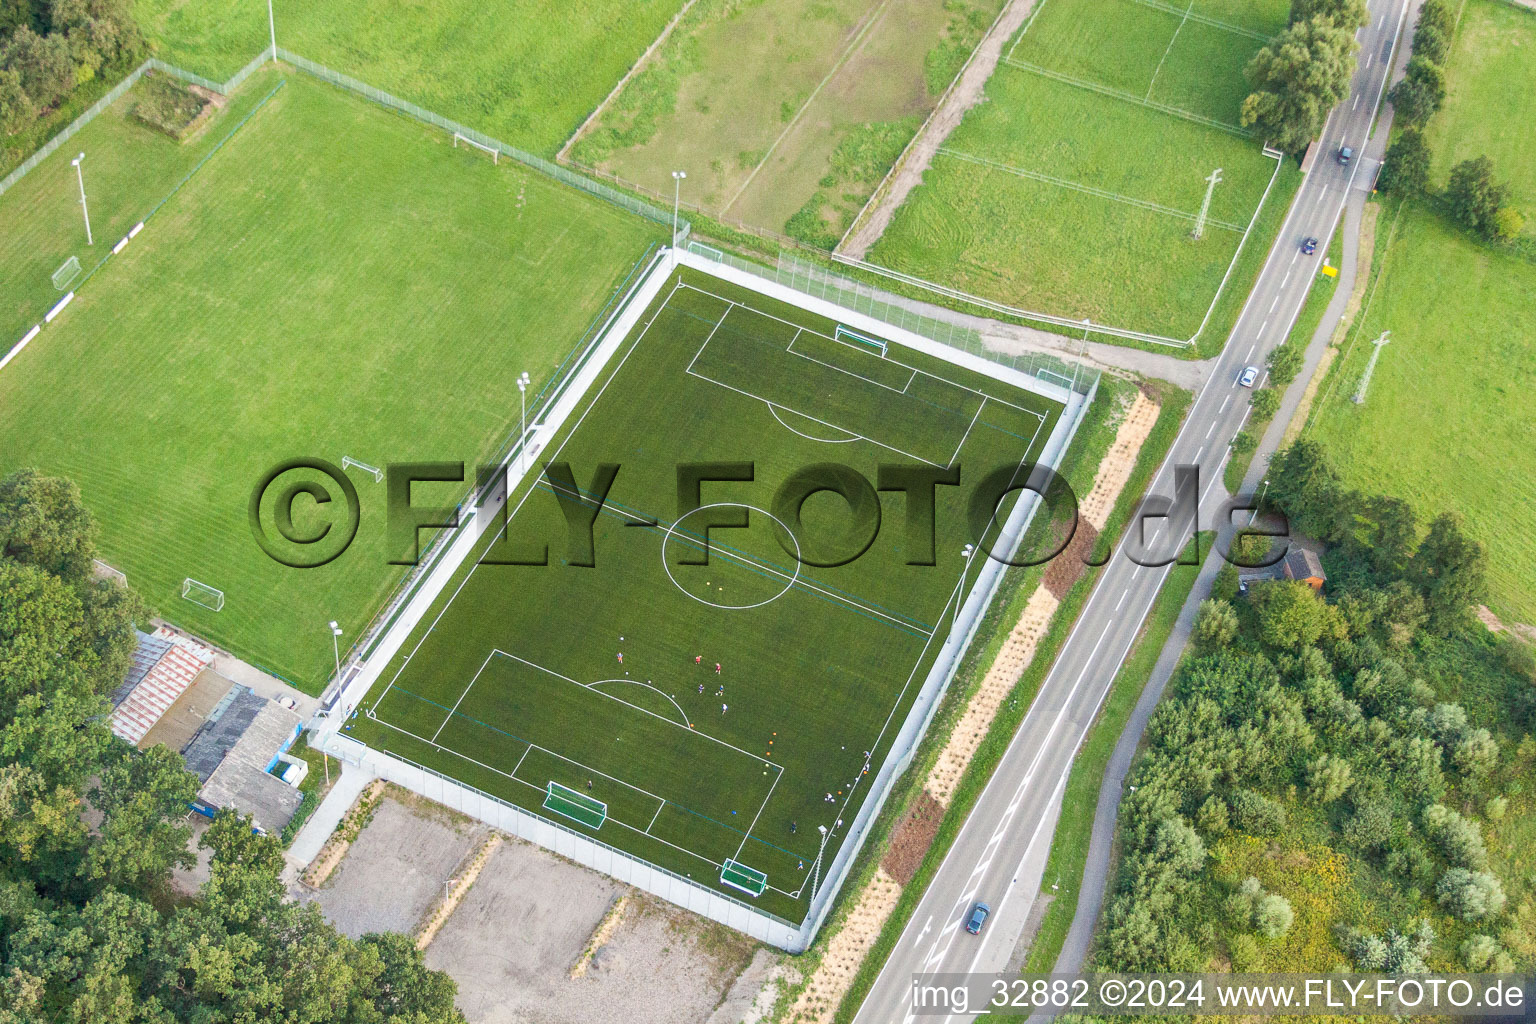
852 4 1410 1020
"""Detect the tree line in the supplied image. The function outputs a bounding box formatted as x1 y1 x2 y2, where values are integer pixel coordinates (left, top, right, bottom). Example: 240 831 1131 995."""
1377 0 1525 241
0 0 142 139
1094 440 1534 976
1241 0 1368 154
0 468 467 1023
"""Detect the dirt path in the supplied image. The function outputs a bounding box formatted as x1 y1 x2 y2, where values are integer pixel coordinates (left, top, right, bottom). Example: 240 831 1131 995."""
837 0 1040 259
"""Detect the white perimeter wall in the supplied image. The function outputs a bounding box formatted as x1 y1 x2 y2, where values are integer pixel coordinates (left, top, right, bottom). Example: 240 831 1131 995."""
311 247 1093 952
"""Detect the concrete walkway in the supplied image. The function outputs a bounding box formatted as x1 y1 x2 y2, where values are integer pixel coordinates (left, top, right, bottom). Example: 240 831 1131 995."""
286 761 375 869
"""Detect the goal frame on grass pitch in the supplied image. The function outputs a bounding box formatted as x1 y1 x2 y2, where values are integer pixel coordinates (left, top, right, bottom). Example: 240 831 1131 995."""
542 781 607 829
452 132 498 165
181 577 224 612
834 324 887 358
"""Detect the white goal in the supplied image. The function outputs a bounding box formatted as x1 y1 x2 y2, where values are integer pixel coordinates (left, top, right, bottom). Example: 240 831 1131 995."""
182 577 224 612
342 456 383 482
453 132 499 164
52 256 81 291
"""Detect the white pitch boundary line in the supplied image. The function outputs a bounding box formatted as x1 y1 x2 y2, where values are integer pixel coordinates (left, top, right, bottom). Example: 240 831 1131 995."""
720 0 895 215
786 327 919 395
370 278 689 713
571 491 936 637
677 281 1048 418
368 265 1059 908
369 713 777 881
767 403 861 444
1144 0 1195 101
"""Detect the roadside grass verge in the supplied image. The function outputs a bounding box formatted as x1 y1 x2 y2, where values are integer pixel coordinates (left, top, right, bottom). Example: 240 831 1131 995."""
1424 0 1536 240
1307 201 1536 623
1022 531 1208 973
826 379 1191 1022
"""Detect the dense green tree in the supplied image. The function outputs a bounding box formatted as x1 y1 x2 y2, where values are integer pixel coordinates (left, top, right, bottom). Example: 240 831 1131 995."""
81 743 198 895
1416 0 1456 38
1290 0 1367 27
1378 127 1431 196
1241 16 1359 153
1250 386 1280 422
1436 868 1506 921
1266 343 1304 387
1390 55 1447 127
1412 22 1449 64
1423 803 1488 869
0 468 96 586
1409 512 1485 633
1250 580 1342 650
1192 598 1239 651
0 25 72 107
1445 156 1511 239
0 66 30 133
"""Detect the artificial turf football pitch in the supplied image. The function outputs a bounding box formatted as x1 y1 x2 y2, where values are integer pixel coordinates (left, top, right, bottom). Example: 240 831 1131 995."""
346 264 1066 921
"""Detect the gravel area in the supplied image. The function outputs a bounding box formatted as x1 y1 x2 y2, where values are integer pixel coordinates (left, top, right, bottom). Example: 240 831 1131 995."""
426 835 763 1024
294 792 483 938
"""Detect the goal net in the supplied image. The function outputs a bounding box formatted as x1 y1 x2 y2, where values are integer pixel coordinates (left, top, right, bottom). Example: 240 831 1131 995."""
452 132 498 164
342 456 383 482
720 859 768 897
543 781 606 829
835 324 888 358
52 256 81 291
181 577 224 612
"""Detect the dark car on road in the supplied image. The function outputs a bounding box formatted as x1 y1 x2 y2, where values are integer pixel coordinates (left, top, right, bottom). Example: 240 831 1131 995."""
966 902 991 935
1338 146 1354 165
1302 236 1318 255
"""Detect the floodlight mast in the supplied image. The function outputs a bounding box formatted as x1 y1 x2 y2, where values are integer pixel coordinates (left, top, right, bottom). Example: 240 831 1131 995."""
671 170 687 247
516 372 532 473
267 0 277 57
70 153 92 245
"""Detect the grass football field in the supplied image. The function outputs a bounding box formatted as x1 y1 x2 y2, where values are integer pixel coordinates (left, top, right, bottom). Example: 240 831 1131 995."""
867 0 1287 340
133 0 684 155
571 0 1000 242
0 70 663 687
347 264 1067 921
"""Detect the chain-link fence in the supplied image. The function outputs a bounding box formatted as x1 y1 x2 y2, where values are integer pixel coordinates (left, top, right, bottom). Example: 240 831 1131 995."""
277 49 684 233
690 243 1100 396
1 50 279 199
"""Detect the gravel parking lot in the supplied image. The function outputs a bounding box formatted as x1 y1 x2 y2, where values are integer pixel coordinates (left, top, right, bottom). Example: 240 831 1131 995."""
295 791 484 938
426 835 766 1024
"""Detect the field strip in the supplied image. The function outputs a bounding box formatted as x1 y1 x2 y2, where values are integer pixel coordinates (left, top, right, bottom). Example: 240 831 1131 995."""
1126 0 1270 41
1145 0 1195 100
564 489 939 637
998 57 1252 136
720 0 896 215
936 147 1245 232
368 709 772 873
1005 0 1051 59
785 329 920 395
675 281 1050 416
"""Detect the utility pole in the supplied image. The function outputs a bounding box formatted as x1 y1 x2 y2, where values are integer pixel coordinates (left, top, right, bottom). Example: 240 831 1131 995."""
267 0 277 57
71 153 92 245
1192 167 1222 240
1353 331 1391 404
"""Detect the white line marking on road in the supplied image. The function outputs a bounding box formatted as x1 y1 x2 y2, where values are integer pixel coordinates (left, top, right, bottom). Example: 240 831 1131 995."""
1245 343 1256 359
1281 269 1292 288
1195 444 1205 462
1115 588 1129 611
1205 421 1215 439
1268 292 1280 313
914 916 933 947
1290 249 1299 266
1258 319 1268 336
1353 93 1360 110
1365 53 1372 69
1220 395 1231 413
